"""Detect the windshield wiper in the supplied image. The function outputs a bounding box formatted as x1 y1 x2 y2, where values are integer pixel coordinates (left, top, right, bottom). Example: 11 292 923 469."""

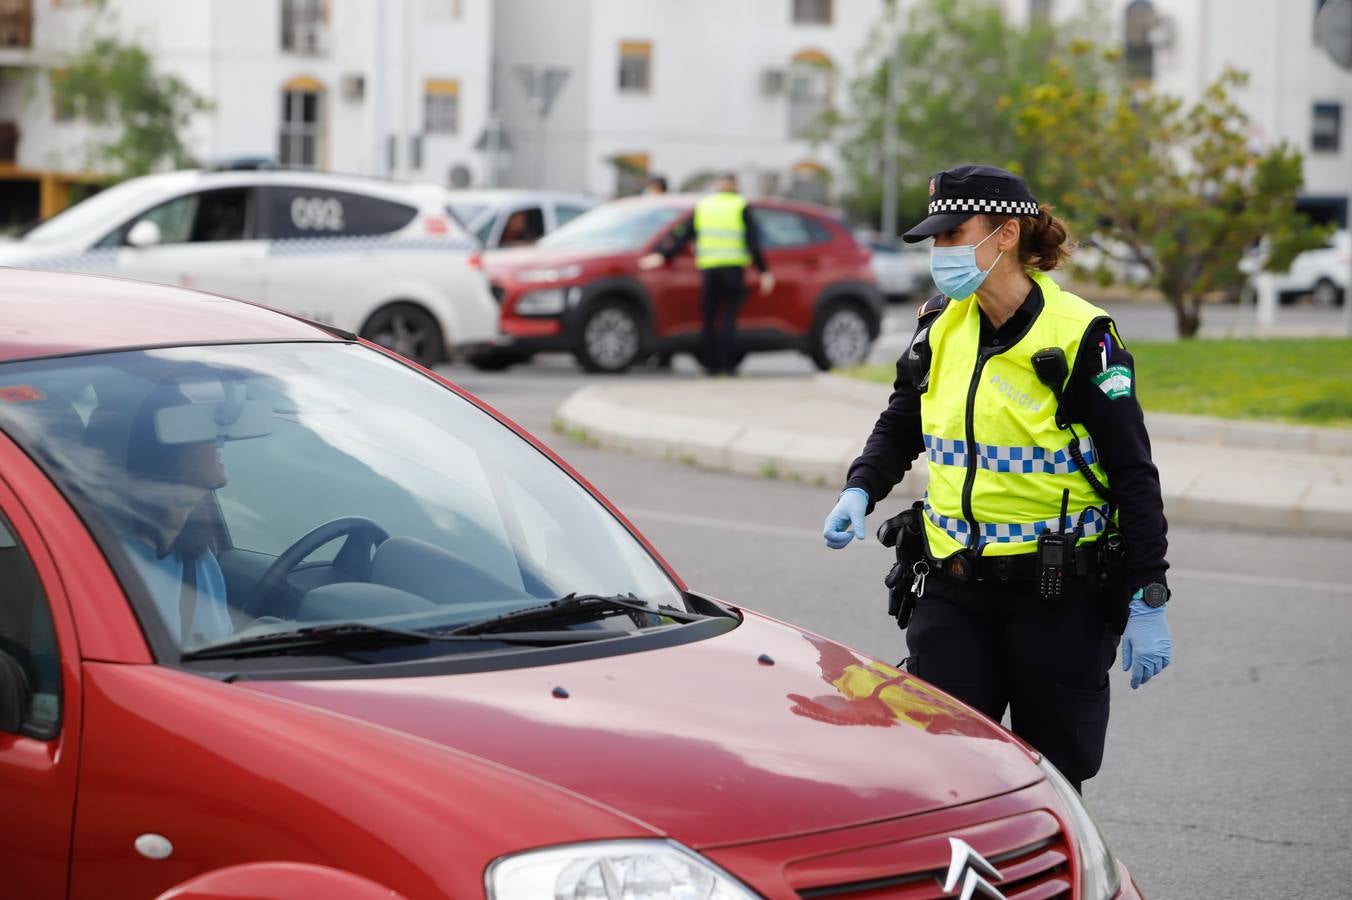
442 593 707 637
179 620 618 661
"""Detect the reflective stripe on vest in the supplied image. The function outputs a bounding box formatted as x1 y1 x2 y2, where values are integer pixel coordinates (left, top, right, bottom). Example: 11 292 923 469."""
694 192 751 269
919 270 1115 558
924 499 1113 545
923 434 1099 475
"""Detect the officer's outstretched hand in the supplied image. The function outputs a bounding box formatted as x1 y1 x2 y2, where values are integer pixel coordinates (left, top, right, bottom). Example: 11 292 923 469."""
1122 597 1172 689
823 487 869 549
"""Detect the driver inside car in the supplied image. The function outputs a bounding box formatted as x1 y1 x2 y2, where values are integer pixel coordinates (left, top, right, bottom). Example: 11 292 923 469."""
111 379 269 647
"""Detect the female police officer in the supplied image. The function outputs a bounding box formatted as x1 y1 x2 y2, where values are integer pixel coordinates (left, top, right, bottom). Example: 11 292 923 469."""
822 164 1172 791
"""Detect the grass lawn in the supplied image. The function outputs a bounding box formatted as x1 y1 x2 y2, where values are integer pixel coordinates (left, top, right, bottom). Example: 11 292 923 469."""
846 337 1352 428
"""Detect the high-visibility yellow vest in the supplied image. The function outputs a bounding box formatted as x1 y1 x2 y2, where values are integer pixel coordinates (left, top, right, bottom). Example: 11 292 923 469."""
920 270 1116 558
693 191 752 269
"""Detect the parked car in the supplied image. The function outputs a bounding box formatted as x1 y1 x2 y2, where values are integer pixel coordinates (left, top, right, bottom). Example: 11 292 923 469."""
0 166 498 367
0 268 1139 900
1240 229 1349 306
856 229 936 300
478 195 884 373
445 189 599 249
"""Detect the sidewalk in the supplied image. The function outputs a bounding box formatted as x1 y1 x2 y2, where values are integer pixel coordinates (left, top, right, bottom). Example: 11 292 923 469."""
555 374 1352 538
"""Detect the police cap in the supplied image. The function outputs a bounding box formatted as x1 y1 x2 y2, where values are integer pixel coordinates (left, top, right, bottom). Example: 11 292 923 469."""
902 164 1040 243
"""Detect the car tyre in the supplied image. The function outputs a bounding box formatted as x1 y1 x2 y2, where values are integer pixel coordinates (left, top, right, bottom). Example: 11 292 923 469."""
809 300 874 371
575 299 644 373
1311 278 1344 308
360 302 445 368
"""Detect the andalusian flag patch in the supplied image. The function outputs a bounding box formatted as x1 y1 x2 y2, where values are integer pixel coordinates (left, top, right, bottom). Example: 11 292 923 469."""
1093 365 1133 400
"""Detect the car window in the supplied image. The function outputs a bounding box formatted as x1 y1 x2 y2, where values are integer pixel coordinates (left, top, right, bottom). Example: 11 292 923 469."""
475 215 497 246
500 207 545 246
538 204 682 251
0 344 685 660
94 188 256 248
555 204 591 227
447 202 491 229
0 511 62 740
264 187 418 239
751 208 830 249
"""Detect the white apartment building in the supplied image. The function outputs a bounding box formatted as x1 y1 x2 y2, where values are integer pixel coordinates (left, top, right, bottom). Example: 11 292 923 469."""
0 0 493 226
492 0 876 202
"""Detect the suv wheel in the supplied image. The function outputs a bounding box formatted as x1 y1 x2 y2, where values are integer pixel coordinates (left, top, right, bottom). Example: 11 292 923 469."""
1311 278 1344 308
361 302 445 368
810 301 873 371
576 300 643 373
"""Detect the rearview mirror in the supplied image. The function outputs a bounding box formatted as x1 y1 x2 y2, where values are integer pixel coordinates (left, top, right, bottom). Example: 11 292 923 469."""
154 398 273 445
126 219 162 248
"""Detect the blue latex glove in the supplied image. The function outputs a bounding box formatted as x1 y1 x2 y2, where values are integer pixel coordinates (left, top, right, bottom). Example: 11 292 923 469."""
1122 596 1172 689
822 487 869 549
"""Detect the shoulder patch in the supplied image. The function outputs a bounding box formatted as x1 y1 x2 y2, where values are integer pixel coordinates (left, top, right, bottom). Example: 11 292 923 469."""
1093 365 1133 400
917 293 948 320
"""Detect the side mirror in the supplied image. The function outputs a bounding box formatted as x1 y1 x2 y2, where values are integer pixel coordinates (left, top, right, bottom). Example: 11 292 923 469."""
126 219 162 248
0 649 31 734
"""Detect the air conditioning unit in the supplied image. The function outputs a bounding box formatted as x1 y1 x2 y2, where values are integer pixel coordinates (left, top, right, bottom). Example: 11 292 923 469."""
341 73 365 102
761 68 785 96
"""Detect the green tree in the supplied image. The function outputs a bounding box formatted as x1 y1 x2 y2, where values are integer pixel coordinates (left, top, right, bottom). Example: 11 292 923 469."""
828 0 1112 229
48 28 211 181
1012 60 1327 337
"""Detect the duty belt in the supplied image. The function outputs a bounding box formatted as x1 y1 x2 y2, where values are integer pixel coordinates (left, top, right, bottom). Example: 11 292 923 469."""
933 545 1101 583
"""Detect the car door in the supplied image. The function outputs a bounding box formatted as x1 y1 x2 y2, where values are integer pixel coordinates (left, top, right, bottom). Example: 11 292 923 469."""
744 207 823 332
0 455 81 900
642 214 703 339
110 187 267 299
259 184 421 328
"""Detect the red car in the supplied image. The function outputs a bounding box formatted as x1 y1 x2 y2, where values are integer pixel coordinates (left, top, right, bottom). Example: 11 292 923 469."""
0 269 1140 899
475 195 885 373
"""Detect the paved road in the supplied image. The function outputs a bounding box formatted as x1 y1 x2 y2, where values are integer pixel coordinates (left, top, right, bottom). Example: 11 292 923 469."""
438 301 1352 899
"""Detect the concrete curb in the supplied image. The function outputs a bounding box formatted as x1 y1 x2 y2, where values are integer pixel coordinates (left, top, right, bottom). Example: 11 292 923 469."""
555 378 1352 538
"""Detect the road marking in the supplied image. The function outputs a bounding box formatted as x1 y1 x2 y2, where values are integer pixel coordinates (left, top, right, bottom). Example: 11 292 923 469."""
624 507 1352 595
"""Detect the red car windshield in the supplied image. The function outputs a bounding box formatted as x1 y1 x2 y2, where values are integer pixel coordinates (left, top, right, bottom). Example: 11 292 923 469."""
537 203 684 251
0 343 686 657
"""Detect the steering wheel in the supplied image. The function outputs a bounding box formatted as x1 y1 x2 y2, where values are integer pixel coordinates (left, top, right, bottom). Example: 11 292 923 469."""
247 516 391 618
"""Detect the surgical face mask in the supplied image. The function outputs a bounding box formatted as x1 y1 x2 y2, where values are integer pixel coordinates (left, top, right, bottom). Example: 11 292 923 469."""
930 225 1006 299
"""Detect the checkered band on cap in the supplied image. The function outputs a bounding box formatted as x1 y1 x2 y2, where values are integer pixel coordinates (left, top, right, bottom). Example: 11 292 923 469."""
927 197 1040 217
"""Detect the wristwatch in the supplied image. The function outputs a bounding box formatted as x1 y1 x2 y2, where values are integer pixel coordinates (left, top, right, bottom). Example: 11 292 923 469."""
1133 582 1171 609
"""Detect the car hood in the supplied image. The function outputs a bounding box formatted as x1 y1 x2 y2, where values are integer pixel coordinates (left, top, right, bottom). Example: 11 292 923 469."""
482 246 631 278
243 607 1040 848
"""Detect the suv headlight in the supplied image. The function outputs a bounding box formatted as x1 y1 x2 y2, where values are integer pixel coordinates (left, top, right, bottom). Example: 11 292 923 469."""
1039 757 1122 900
518 264 583 283
515 288 567 315
486 839 759 899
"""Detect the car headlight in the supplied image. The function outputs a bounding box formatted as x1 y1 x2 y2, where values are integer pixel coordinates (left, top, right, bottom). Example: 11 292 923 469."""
518 264 583 283
515 288 568 315
1038 757 1121 900
486 839 760 899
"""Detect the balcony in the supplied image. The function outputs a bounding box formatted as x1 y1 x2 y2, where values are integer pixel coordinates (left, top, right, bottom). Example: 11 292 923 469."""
0 0 32 49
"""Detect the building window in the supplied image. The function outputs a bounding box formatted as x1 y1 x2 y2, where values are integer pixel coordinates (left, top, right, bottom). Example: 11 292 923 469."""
1313 103 1342 153
1124 0 1156 82
613 152 650 197
281 0 328 54
792 0 832 25
618 41 652 94
279 78 325 169
1029 0 1053 20
788 50 832 139
425 79 460 133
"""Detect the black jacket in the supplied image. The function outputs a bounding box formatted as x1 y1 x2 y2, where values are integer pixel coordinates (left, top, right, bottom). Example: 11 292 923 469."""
844 283 1169 596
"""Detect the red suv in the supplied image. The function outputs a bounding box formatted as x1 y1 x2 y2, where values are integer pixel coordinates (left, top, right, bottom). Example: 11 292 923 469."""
475 195 884 373
0 270 1139 899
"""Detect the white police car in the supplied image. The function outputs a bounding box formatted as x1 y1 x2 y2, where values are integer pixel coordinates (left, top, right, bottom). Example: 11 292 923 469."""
0 166 497 367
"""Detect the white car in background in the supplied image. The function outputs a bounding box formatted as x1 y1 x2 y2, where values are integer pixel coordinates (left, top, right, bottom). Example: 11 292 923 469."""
855 230 934 300
446 189 598 249
1241 230 1349 307
0 166 498 367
